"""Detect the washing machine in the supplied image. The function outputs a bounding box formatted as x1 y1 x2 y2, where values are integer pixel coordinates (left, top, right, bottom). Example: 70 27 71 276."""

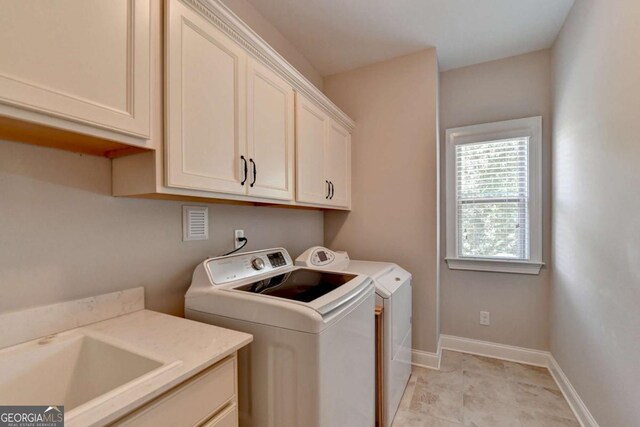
185 248 375 427
296 247 412 427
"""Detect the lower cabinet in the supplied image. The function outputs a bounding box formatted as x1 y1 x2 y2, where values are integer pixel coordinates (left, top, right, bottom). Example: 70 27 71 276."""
202 405 238 427
112 355 238 427
200 405 238 427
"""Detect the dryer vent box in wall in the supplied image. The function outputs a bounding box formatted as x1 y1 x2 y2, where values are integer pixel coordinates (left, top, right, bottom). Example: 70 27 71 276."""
183 206 208 241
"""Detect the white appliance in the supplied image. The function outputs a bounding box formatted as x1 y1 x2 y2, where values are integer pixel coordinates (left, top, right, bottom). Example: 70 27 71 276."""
296 247 412 427
185 248 375 427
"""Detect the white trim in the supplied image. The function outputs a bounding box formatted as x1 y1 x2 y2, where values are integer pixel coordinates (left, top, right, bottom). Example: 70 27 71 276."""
548 356 600 427
439 334 550 367
183 0 355 131
445 117 543 274
412 347 441 370
445 257 543 275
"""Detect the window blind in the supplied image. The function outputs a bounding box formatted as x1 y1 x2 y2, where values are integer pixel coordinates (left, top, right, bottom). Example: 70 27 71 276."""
455 137 529 260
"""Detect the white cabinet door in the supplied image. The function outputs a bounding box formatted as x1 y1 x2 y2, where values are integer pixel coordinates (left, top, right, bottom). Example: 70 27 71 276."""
296 93 352 208
325 120 351 208
114 356 237 426
0 0 150 138
166 0 247 195
296 93 330 205
246 58 294 201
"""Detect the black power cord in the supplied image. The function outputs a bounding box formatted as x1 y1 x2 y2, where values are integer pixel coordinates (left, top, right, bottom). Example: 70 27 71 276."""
222 237 248 256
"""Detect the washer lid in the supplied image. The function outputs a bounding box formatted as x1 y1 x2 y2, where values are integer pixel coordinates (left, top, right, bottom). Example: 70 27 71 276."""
186 265 374 332
234 269 358 304
228 269 371 316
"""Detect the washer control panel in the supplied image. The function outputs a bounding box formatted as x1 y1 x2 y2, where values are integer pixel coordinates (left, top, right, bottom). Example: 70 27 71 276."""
207 248 292 285
267 252 287 267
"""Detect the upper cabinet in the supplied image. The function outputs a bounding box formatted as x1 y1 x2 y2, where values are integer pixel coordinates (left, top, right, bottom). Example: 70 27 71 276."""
165 0 247 195
165 1 294 201
246 58 295 201
76 0 353 210
296 93 352 209
296 94 330 205
0 0 352 209
0 0 151 151
325 119 351 208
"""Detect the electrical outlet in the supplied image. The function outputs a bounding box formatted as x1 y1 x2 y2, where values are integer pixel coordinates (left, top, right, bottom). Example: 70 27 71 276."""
480 311 490 326
234 229 245 249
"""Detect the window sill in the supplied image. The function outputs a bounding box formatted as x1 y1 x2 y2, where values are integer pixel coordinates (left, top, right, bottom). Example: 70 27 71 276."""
445 257 544 275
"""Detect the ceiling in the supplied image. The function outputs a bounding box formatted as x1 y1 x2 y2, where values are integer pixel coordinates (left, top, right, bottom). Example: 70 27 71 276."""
243 0 575 75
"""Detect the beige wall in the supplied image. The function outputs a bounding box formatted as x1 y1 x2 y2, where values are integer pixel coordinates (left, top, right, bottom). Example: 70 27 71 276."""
0 140 323 316
551 0 640 425
323 49 440 353
439 49 553 350
222 0 324 89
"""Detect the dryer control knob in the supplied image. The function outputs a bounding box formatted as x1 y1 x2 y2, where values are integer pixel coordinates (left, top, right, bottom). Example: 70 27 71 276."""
251 257 265 270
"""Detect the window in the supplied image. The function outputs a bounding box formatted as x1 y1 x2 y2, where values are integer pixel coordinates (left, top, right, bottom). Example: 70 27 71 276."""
445 117 543 275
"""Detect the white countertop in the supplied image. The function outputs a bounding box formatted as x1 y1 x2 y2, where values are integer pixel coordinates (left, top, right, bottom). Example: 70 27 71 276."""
0 308 251 426
65 309 252 426
0 288 251 425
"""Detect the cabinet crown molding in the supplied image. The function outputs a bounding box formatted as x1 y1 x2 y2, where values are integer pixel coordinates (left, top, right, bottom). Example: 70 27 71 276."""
182 0 355 132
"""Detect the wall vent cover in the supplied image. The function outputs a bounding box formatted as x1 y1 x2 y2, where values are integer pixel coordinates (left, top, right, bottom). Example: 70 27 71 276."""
183 206 208 241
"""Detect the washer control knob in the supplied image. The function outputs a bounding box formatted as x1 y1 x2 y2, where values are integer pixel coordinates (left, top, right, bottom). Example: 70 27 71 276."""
251 257 265 270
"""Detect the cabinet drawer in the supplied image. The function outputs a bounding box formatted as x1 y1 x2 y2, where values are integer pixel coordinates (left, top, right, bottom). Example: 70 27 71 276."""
201 404 237 427
114 356 236 426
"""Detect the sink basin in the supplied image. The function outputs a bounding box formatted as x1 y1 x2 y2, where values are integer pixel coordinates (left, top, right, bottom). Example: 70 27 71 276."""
0 331 173 412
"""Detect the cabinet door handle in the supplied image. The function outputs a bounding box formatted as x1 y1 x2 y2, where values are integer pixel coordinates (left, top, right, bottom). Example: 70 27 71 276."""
250 159 257 187
240 156 248 186
330 181 335 199
326 180 330 199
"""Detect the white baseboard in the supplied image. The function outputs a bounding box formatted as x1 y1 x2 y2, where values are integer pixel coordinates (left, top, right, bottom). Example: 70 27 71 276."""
411 347 441 370
548 356 599 427
439 334 550 367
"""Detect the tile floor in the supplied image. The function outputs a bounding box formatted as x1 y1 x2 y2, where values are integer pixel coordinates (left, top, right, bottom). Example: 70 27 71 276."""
392 351 579 427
